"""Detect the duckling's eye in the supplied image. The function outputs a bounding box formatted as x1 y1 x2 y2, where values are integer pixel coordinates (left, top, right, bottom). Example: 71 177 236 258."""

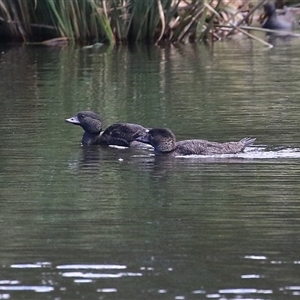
80 114 85 119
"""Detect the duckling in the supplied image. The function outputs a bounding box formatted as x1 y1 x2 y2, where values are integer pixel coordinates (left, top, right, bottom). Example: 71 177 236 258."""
66 110 149 147
135 128 256 156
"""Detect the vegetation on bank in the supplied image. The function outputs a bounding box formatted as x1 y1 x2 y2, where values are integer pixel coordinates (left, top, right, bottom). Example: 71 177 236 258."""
0 0 297 45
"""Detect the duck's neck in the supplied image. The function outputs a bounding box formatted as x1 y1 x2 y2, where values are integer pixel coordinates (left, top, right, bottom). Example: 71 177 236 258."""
155 149 175 156
154 145 175 155
82 131 102 145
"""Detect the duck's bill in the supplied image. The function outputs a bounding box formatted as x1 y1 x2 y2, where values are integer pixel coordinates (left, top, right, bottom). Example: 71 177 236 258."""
65 115 80 125
135 134 150 144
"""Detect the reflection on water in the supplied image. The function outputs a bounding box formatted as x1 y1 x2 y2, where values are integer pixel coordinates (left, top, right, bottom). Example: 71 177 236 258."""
1 41 300 299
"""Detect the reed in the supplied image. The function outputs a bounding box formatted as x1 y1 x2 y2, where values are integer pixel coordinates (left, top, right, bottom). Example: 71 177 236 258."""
0 0 262 45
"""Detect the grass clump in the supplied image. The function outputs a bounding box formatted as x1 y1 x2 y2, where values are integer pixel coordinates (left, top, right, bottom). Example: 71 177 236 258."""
0 0 269 45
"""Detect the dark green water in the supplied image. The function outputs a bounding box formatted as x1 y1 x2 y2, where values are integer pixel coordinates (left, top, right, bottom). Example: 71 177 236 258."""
1 38 300 299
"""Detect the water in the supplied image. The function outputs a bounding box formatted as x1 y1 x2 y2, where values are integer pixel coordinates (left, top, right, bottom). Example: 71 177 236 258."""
1 37 300 299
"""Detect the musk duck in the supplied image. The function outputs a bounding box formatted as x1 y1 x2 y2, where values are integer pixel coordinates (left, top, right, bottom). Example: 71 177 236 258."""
135 128 256 156
262 3 295 31
66 110 149 147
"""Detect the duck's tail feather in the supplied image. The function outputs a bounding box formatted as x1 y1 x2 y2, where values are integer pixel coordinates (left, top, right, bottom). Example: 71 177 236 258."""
239 137 256 147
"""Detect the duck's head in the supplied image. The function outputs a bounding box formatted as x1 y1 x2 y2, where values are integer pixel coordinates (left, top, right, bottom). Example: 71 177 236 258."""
263 2 276 16
136 128 176 153
66 111 103 134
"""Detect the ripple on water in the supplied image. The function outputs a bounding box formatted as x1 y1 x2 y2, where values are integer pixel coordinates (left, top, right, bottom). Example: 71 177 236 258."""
177 147 300 160
0 286 54 292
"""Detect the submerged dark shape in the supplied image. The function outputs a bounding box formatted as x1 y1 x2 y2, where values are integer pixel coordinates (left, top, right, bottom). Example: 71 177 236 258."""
66 110 149 147
262 3 295 31
135 128 256 156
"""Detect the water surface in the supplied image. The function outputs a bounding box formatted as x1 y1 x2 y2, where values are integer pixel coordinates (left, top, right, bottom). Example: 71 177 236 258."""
1 38 300 299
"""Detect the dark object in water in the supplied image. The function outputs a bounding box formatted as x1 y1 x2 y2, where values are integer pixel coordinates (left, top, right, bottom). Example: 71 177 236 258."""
135 128 256 156
66 110 149 147
262 3 295 31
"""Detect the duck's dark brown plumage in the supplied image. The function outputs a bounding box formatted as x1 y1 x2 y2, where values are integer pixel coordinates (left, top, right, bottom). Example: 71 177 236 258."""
65 110 148 147
262 3 295 31
135 128 256 156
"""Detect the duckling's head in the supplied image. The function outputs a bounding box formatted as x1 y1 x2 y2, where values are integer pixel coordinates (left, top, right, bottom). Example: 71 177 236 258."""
66 111 103 134
136 128 176 153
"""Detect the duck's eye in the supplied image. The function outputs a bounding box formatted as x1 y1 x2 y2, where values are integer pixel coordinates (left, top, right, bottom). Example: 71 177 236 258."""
80 114 85 118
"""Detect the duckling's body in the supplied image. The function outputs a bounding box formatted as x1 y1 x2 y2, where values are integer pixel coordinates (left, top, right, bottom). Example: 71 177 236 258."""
66 111 149 147
135 128 256 156
262 3 294 31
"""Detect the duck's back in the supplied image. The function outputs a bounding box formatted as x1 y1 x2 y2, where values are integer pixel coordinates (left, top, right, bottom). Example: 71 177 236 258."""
263 15 293 31
100 123 148 147
174 137 255 155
